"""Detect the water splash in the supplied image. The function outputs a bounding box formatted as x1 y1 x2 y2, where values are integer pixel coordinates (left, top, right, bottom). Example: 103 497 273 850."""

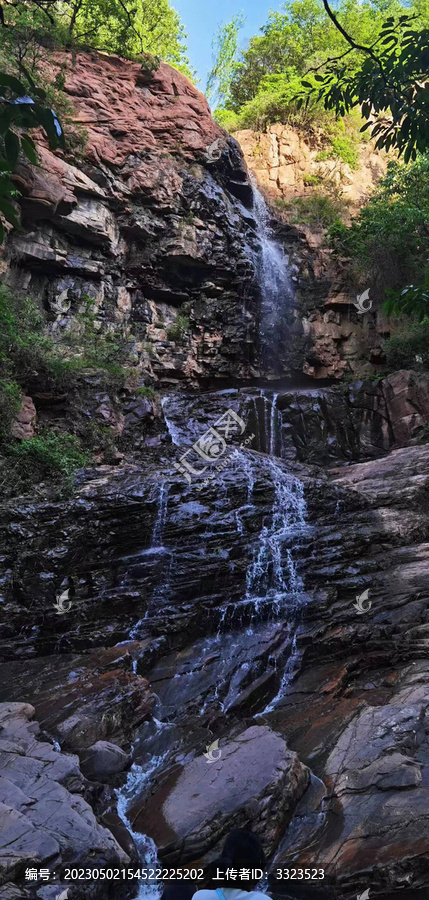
270 392 279 457
263 629 301 712
116 748 170 900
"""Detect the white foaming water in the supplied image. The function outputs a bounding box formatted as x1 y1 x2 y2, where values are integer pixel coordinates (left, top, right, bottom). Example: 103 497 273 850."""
263 629 300 713
236 450 255 503
245 457 307 616
269 393 279 457
152 482 169 548
116 750 170 900
252 183 294 361
161 396 182 446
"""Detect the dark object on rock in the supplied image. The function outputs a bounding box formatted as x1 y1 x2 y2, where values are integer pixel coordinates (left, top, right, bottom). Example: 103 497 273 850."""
80 740 130 780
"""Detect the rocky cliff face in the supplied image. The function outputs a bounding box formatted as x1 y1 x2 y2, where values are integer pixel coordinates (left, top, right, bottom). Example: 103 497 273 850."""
235 123 387 206
2 372 429 898
7 52 260 388
2 49 429 900
4 51 384 395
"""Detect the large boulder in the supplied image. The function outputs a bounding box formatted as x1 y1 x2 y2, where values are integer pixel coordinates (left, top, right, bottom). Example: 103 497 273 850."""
0 702 129 894
129 724 310 863
80 740 130 780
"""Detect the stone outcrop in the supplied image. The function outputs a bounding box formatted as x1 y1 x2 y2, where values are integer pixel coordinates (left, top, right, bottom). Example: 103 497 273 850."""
129 725 309 864
11 396 37 441
0 702 129 897
2 50 388 400
6 52 261 390
235 123 387 206
247 369 429 464
0 646 155 752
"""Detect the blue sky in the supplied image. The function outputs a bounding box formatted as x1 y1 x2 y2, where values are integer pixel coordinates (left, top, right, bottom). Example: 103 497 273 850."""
173 0 277 93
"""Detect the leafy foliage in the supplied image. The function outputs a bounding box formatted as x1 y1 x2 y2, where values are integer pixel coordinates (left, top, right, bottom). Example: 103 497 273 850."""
0 0 193 77
328 154 429 304
206 13 245 108
220 0 405 114
383 273 429 321
0 71 63 239
0 429 90 497
383 319 429 369
276 192 349 228
0 284 133 494
300 5 429 162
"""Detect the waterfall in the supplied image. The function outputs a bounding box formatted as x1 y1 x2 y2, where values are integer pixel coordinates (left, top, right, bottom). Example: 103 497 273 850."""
252 183 294 372
269 392 279 457
161 395 182 446
151 482 169 549
245 457 307 618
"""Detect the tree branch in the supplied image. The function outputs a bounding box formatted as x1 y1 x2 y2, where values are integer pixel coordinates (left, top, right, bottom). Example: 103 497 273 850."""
321 0 387 83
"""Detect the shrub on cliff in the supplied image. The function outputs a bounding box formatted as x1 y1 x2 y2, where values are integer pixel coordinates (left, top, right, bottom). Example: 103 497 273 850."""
275 193 348 229
0 284 133 494
384 320 429 371
328 154 429 303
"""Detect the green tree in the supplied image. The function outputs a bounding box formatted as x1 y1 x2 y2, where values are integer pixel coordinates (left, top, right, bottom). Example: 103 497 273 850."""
206 13 245 108
302 1 429 161
229 0 404 111
328 153 429 312
0 0 193 76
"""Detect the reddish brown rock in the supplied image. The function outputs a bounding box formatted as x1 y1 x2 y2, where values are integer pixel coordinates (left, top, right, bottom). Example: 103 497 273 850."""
11 396 36 440
0 647 156 753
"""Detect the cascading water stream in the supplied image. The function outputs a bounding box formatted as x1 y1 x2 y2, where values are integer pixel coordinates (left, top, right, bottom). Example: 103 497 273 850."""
245 456 307 617
252 182 295 372
151 482 169 549
117 181 311 891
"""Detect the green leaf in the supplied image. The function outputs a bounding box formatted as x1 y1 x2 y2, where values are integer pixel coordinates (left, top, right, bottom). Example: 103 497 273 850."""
0 74 27 95
33 105 63 148
0 197 20 229
20 134 38 165
0 107 16 137
5 131 20 169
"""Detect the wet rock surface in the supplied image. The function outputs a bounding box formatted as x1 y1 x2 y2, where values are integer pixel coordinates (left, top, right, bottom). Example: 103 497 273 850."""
0 49 429 897
129 725 309 864
1 379 429 897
